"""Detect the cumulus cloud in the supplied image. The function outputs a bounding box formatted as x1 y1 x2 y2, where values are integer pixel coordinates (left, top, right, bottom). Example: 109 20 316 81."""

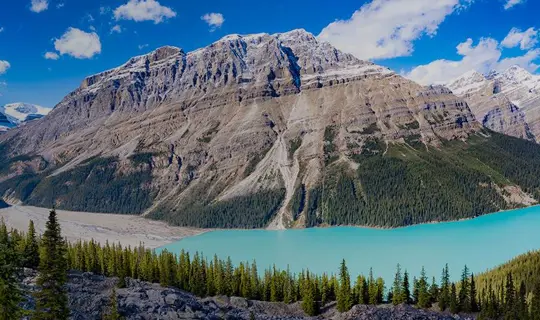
404 34 540 85
318 0 474 61
504 0 525 10
501 27 538 50
54 28 102 59
114 0 176 24
201 13 225 31
111 25 123 34
44 52 59 60
30 0 48 13
0 60 10 75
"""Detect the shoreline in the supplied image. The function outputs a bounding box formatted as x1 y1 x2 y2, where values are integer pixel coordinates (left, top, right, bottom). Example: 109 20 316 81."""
2 203 538 249
0 205 207 249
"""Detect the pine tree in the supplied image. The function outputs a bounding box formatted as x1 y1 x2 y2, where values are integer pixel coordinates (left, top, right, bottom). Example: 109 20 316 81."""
321 273 330 306
34 209 69 320
470 273 479 312
516 281 528 320
417 267 431 308
0 219 23 320
103 287 122 320
504 273 516 320
531 284 540 320
429 277 439 305
439 264 450 311
392 264 403 305
337 259 352 312
412 276 419 305
23 220 40 269
450 283 459 314
367 268 380 305
301 272 318 316
459 265 471 312
401 270 411 304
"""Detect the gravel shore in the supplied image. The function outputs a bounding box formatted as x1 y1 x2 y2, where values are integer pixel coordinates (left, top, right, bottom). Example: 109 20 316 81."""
0 205 205 248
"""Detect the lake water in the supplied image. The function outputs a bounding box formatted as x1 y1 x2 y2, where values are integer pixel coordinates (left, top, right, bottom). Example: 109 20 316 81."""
159 206 540 284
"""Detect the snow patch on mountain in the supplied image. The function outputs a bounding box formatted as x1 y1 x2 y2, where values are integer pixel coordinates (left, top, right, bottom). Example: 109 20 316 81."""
0 103 51 132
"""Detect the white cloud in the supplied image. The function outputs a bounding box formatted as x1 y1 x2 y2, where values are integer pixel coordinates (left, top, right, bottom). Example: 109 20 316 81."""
138 44 149 50
0 27 4 33
44 52 59 60
501 27 538 50
30 0 48 13
0 60 10 75
54 28 102 59
504 0 525 10
111 25 123 34
56 3 64 9
201 13 225 31
114 0 176 24
318 0 474 61
404 34 540 85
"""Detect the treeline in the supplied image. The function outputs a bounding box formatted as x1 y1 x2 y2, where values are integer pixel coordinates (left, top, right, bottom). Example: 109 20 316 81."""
2 210 540 319
150 188 286 228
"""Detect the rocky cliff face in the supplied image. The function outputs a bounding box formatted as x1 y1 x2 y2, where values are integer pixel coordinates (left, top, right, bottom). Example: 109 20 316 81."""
0 29 484 228
447 66 540 142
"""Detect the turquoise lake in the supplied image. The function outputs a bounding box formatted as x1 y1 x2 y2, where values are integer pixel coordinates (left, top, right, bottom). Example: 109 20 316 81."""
159 206 540 284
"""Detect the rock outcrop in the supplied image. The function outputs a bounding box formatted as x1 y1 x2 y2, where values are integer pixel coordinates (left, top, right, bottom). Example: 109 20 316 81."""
21 270 471 320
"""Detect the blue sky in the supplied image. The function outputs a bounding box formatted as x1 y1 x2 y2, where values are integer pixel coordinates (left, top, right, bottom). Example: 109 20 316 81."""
0 0 538 107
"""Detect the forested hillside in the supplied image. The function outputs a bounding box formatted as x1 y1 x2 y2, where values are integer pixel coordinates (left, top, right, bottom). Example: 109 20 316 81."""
3 131 540 229
298 131 540 228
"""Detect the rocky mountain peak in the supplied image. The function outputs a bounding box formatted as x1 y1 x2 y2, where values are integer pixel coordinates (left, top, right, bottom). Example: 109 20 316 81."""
447 70 488 96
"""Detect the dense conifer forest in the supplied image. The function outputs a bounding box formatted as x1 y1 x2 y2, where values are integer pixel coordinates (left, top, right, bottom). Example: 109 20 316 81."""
1 211 539 319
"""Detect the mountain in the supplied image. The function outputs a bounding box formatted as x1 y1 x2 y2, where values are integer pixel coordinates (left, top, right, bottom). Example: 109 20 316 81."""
0 103 51 132
447 66 540 142
1 29 540 229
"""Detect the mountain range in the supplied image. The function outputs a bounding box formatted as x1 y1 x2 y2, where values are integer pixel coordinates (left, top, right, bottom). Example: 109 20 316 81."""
0 103 51 132
1 29 540 229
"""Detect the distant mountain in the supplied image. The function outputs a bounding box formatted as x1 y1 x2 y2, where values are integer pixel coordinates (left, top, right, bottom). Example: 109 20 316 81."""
0 103 51 132
1 30 540 229
447 66 540 142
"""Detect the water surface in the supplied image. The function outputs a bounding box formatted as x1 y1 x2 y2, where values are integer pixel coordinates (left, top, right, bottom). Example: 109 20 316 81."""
160 206 540 284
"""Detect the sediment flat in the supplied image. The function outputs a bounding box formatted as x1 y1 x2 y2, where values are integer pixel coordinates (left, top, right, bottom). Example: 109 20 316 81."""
0 205 205 249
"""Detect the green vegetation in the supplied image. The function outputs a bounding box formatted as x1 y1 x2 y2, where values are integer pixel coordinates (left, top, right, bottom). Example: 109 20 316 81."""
1 217 540 318
34 209 69 320
25 157 154 214
290 184 306 220
307 131 540 228
151 188 286 228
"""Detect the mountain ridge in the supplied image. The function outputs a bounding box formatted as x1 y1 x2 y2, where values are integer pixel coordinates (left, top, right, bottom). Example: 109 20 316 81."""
446 66 540 141
2 29 540 229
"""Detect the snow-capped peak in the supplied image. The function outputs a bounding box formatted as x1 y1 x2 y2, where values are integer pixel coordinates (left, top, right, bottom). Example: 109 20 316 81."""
497 65 536 84
0 102 51 123
446 70 488 96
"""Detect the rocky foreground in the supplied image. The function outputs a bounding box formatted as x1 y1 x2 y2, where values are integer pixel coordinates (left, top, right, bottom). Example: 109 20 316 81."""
21 270 473 320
